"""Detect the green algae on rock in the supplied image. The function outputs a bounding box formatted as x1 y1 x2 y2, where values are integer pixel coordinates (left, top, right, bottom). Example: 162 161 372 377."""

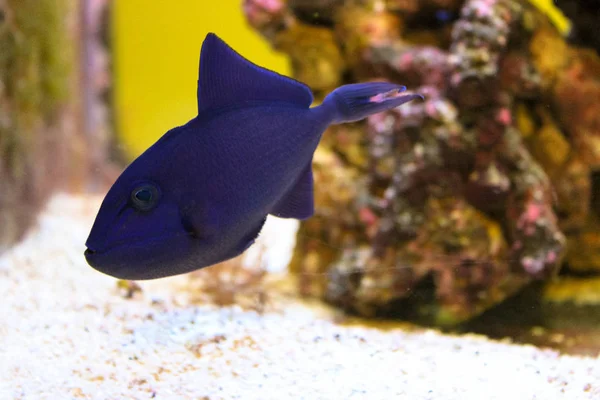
0 0 113 253
0 0 76 251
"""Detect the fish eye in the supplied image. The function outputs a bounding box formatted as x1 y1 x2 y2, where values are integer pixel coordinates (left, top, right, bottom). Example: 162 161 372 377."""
130 183 160 211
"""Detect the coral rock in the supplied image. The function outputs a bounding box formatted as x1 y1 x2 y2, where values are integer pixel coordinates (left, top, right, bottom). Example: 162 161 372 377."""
529 26 568 89
243 0 290 41
274 23 345 93
553 49 600 168
565 214 600 273
245 0 600 324
335 5 403 73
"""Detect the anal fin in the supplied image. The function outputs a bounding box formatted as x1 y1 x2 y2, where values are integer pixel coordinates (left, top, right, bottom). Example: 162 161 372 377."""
271 163 314 220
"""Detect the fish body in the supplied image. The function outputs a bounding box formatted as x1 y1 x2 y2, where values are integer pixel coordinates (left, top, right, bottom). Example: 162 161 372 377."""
84 33 421 280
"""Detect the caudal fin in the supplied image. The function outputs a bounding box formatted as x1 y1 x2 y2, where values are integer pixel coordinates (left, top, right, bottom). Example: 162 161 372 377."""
320 82 423 124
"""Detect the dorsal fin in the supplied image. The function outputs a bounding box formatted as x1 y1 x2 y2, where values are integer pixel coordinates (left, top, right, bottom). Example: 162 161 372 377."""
197 33 313 114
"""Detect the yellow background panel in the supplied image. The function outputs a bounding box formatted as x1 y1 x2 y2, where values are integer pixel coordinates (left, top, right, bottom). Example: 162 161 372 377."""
112 1 291 159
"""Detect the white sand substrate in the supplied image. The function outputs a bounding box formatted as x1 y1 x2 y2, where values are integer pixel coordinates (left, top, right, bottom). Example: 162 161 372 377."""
1 194 599 400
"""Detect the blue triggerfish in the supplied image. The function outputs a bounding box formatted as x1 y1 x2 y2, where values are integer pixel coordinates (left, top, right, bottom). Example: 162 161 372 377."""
84 33 421 280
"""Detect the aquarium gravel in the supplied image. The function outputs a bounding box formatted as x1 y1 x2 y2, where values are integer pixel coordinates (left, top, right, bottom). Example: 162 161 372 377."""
1 194 599 400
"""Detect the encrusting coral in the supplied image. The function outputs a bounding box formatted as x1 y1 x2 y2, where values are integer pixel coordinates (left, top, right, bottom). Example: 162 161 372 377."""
244 0 600 325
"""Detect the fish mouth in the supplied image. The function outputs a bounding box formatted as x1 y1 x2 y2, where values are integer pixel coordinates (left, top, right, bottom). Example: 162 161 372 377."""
83 246 105 272
83 245 142 280
83 231 197 280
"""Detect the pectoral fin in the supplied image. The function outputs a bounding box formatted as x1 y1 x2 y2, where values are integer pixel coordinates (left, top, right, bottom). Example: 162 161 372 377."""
180 199 220 239
271 163 315 220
